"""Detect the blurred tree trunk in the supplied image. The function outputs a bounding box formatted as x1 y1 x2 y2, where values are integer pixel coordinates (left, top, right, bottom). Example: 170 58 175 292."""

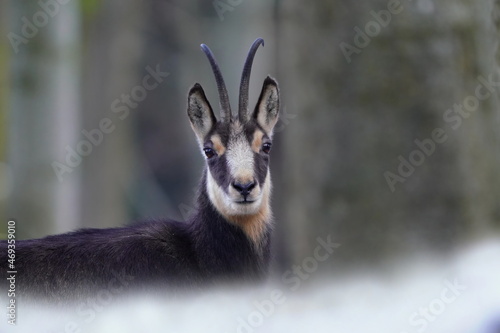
0 1 8 234
8 1 81 238
80 0 145 228
279 0 500 266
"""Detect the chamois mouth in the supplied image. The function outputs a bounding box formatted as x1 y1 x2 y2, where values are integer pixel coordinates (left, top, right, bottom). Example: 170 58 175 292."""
235 199 255 205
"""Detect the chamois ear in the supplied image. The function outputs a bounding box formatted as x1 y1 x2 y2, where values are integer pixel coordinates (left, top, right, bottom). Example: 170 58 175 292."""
253 76 280 136
187 83 217 143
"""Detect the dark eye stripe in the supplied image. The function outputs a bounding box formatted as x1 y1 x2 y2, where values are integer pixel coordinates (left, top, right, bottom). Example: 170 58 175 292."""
207 154 231 192
253 152 269 186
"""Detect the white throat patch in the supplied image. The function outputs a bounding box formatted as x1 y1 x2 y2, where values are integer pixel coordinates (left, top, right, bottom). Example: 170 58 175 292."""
206 169 272 246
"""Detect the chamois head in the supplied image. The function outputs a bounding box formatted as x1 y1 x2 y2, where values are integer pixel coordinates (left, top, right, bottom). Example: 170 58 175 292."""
187 38 279 227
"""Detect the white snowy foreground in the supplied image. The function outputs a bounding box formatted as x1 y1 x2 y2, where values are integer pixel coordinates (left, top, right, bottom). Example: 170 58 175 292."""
2 237 500 333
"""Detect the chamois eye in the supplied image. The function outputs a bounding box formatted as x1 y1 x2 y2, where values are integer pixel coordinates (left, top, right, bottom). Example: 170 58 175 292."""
262 142 272 154
203 147 216 159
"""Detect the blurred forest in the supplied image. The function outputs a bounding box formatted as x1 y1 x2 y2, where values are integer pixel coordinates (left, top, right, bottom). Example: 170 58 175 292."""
1 0 500 274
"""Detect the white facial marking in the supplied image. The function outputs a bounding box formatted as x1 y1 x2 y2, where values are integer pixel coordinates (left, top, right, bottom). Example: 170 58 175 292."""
226 123 255 185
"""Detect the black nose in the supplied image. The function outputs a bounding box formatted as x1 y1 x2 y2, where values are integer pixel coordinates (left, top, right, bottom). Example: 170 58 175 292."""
232 181 256 197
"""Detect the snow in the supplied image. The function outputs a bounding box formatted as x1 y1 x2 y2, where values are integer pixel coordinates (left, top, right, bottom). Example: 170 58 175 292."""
2 238 500 333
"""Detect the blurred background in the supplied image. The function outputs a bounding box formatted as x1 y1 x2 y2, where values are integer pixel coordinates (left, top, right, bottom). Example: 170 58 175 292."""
1 0 500 332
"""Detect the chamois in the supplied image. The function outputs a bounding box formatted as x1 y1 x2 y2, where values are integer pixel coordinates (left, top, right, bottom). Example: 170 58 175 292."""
0 38 280 301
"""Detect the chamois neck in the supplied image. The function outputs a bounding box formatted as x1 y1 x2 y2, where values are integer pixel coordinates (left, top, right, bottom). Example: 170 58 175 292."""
187 170 271 280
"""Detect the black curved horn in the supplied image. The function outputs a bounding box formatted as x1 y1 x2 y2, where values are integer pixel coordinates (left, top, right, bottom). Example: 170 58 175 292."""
238 38 264 123
200 43 232 122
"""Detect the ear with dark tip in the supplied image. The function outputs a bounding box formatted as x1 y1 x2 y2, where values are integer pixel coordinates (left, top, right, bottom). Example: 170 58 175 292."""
187 83 216 143
253 76 280 136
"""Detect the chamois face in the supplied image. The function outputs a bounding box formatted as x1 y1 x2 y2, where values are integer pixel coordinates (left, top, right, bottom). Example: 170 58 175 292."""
188 77 279 220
